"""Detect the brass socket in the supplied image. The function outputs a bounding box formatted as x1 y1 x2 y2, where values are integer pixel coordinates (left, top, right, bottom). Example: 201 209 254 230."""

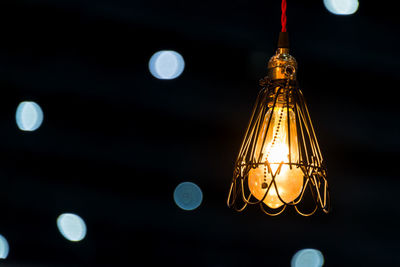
267 48 297 81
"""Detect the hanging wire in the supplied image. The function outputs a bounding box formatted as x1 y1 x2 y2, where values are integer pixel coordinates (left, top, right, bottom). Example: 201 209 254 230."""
281 0 287 32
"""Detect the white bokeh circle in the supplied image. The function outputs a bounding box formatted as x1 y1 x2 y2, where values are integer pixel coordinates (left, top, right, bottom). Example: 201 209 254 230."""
323 0 359 15
57 213 87 242
291 248 324 267
149 50 185 79
16 101 44 131
0 235 9 259
173 182 203 211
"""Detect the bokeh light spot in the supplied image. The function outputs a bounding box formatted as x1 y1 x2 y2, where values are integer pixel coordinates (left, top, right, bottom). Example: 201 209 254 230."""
291 248 324 267
149 50 185 79
16 101 44 131
57 213 87 242
173 182 203 210
0 235 9 259
324 0 359 15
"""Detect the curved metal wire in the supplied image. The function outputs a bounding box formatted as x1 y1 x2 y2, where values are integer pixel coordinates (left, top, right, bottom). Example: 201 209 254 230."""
227 78 330 216
260 202 286 216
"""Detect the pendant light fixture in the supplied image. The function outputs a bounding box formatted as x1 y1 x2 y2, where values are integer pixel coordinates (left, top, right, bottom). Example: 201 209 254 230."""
227 0 330 216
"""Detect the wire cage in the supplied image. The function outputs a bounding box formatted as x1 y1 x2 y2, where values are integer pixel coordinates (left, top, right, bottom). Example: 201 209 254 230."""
227 76 330 216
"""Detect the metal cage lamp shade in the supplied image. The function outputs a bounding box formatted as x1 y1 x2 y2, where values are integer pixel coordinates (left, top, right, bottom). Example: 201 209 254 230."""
227 33 330 216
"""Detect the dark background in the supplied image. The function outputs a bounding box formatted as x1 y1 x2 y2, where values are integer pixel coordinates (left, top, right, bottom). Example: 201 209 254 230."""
0 0 399 266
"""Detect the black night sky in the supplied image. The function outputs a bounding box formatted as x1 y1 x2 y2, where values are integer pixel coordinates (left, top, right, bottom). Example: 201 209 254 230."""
0 0 399 266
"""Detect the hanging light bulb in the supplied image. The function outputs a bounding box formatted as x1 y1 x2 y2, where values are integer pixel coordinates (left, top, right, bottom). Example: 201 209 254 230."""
227 0 330 216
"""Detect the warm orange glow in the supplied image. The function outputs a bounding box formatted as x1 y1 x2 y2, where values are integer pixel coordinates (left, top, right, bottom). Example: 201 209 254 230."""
248 107 303 208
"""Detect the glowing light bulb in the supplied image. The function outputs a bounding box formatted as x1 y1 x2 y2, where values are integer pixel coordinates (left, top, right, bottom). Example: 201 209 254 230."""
248 106 303 209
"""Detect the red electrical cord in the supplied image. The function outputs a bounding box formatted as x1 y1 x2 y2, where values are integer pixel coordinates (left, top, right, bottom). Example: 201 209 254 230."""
281 0 287 32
